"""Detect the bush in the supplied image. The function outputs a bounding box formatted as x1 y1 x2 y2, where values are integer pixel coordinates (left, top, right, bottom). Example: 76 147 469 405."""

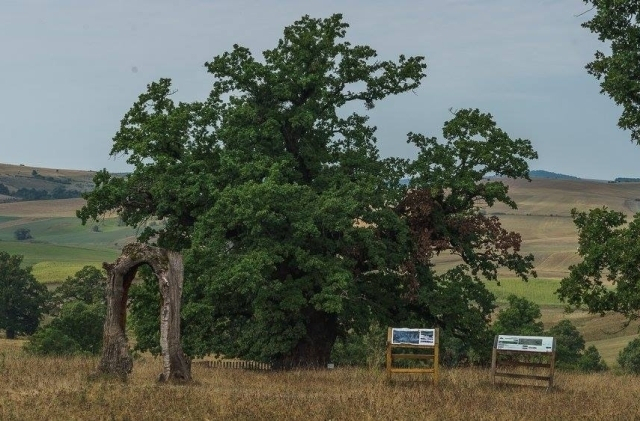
545 320 607 372
547 320 584 369
331 323 386 369
24 301 104 355
578 345 608 372
618 338 640 374
440 333 492 367
13 228 32 241
23 327 81 356
52 265 106 310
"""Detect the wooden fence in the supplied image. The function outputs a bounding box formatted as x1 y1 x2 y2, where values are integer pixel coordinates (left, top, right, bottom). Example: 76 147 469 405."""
193 360 272 370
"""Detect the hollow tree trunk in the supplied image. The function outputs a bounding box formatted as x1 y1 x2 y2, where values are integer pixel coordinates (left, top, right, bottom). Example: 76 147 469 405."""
97 243 191 382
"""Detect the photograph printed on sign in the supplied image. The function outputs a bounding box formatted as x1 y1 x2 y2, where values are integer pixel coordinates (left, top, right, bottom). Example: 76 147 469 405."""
392 328 435 346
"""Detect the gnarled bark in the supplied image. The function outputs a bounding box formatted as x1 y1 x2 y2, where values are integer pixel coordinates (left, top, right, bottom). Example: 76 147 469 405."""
98 243 191 382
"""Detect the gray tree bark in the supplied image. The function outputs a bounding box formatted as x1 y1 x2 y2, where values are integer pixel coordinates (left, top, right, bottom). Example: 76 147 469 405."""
97 243 191 382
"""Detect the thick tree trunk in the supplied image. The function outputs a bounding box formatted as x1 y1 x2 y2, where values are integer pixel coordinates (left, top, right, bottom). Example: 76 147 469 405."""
273 310 338 369
5 327 15 340
98 243 191 382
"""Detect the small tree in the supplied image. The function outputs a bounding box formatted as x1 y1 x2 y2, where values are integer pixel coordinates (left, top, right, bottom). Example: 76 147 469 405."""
24 301 104 355
53 265 106 307
578 345 607 373
0 252 49 339
547 320 584 369
26 266 107 354
13 228 32 241
492 294 544 336
618 338 640 374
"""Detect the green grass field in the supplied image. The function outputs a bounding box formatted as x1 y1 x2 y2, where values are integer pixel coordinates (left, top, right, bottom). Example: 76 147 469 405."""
485 277 563 305
0 214 136 283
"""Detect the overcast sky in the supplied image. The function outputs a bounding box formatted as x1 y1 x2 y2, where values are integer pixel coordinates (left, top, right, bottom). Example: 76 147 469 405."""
2 0 638 180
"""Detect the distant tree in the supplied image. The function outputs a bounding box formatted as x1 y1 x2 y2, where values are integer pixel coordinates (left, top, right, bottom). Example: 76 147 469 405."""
126 266 161 356
0 252 49 339
14 188 49 200
547 320 585 369
578 345 607 373
0 183 10 196
618 338 640 374
13 228 32 241
492 295 544 336
582 1 640 143
51 186 82 199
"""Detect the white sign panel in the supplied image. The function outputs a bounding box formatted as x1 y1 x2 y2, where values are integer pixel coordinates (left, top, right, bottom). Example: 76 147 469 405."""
391 328 435 346
496 335 554 353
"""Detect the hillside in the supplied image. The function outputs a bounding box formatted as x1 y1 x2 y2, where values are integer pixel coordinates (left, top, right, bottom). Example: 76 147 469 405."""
3 174 640 282
431 177 640 279
0 163 96 203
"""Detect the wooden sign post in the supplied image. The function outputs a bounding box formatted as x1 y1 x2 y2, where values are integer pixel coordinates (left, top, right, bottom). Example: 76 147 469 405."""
491 335 556 388
386 327 439 384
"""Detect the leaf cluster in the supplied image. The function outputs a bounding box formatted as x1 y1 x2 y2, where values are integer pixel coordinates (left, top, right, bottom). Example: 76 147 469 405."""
583 0 640 142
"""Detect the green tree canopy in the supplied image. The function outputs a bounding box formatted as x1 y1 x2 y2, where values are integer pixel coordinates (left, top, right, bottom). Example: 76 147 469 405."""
492 294 544 336
24 301 104 356
618 337 640 374
547 319 585 369
79 14 536 367
53 265 106 307
558 208 640 321
0 252 49 339
582 0 640 143
26 266 107 355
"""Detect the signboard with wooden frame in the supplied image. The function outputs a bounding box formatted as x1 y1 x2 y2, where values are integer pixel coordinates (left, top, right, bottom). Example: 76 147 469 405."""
491 335 556 388
386 328 439 384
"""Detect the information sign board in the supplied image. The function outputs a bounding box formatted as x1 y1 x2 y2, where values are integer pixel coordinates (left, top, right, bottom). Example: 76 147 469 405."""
391 328 435 346
495 335 554 353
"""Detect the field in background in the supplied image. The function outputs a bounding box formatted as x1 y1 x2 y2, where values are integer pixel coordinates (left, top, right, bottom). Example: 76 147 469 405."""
1 339 639 420
0 197 137 283
1 175 640 363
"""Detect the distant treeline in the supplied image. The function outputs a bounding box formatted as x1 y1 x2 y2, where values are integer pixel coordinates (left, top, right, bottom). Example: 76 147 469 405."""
0 182 82 200
614 177 640 183
31 170 72 184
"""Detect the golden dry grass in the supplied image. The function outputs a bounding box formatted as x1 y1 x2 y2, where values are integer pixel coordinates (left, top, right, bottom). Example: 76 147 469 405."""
1 342 639 421
0 198 86 218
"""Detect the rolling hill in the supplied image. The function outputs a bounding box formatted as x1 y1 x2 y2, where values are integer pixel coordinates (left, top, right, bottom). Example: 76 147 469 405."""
2 166 640 364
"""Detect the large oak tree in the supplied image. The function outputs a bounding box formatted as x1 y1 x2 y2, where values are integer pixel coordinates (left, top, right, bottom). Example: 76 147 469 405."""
80 14 536 367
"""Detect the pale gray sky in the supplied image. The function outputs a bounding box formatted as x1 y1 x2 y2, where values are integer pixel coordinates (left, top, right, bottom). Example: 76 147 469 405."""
2 0 638 180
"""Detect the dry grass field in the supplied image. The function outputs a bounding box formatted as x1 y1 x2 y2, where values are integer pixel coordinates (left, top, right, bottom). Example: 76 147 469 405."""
0 338 638 421
0 198 87 218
